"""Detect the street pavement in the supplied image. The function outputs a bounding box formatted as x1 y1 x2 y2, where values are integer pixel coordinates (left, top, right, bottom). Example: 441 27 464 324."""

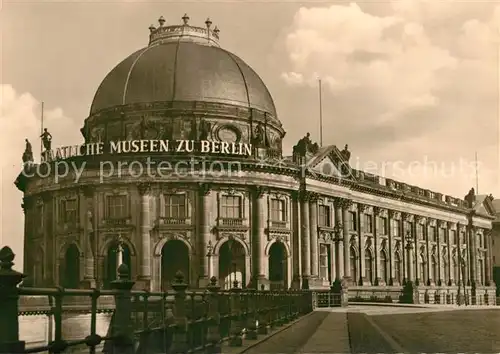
236 305 500 353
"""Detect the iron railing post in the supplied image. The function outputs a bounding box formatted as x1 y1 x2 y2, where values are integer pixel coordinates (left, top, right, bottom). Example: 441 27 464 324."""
229 280 242 347
110 263 135 354
170 271 189 354
0 246 25 354
245 289 258 340
205 276 221 354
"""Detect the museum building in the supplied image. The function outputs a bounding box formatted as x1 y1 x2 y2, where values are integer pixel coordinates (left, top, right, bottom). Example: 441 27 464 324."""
16 15 497 300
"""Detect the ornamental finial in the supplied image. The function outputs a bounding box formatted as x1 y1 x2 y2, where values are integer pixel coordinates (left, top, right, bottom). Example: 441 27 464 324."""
149 24 156 33
158 16 165 27
205 17 212 29
182 13 190 25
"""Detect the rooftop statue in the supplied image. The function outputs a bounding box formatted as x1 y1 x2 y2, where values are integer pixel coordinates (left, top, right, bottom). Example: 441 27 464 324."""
293 132 319 158
252 122 268 148
40 128 52 152
340 144 351 162
22 138 34 164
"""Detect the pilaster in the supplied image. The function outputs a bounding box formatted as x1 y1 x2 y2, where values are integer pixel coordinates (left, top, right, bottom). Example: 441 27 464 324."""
138 183 152 290
80 186 96 288
198 183 212 288
251 186 267 289
300 190 311 289
309 193 319 279
291 191 301 289
437 220 445 286
374 207 383 285
341 199 352 283
388 210 395 286
358 203 367 285
426 219 434 285
446 221 454 286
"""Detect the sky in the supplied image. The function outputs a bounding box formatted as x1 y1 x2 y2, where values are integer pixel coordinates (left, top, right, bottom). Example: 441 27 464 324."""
1 0 499 271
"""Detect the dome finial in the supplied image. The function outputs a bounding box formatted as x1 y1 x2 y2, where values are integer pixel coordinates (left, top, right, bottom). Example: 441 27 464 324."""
182 13 190 25
205 17 212 29
158 16 165 27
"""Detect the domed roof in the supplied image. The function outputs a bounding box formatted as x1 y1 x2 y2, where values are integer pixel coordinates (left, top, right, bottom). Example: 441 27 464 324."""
90 15 278 120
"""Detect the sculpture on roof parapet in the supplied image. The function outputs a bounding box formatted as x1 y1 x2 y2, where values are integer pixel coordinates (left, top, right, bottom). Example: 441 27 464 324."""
293 132 319 158
340 144 351 162
22 138 34 164
40 128 52 152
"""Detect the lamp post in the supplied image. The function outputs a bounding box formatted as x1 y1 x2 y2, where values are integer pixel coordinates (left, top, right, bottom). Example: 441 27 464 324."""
206 240 214 280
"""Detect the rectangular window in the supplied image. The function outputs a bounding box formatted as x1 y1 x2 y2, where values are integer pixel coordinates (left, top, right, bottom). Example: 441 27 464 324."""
60 199 77 224
164 194 186 218
451 230 457 245
416 224 424 240
319 244 330 280
379 217 388 235
106 195 127 219
348 211 357 231
364 214 373 233
439 228 445 243
271 199 286 222
318 205 331 227
429 226 437 242
220 195 242 219
392 219 400 237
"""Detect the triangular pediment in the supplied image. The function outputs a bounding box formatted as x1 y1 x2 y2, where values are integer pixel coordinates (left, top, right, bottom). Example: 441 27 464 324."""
305 145 356 180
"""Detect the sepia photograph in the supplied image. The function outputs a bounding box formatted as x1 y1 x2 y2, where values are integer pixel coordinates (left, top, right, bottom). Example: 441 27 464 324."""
1 1 499 353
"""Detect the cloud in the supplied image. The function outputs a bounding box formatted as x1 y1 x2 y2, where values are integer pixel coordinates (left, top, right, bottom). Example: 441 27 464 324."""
0 84 82 270
280 1 499 197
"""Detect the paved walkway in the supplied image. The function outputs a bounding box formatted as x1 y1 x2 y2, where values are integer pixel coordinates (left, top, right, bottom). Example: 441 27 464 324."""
232 305 500 354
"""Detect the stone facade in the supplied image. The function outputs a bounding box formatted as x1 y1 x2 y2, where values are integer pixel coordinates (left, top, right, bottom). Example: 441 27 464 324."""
15 15 497 301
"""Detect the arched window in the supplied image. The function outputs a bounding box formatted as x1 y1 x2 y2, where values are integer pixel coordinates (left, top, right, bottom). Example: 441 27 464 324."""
379 250 388 284
365 249 373 285
394 252 402 284
350 247 357 284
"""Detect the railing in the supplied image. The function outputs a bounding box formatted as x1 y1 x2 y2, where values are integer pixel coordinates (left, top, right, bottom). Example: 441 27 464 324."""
0 246 313 354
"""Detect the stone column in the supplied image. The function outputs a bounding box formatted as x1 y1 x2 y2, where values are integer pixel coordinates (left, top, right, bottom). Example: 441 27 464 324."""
199 183 212 288
138 183 152 289
485 231 492 286
373 207 381 285
413 218 420 286
309 194 319 279
426 220 433 285
406 240 414 282
342 200 352 282
401 213 409 283
468 225 475 285
333 198 344 281
291 192 302 289
446 222 453 285
81 186 96 288
437 221 443 286
252 186 267 289
388 210 395 285
300 191 311 289
357 204 366 285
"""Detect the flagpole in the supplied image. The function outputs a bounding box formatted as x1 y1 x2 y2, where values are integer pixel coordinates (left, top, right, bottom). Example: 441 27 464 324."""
475 151 479 194
40 101 44 161
319 79 323 147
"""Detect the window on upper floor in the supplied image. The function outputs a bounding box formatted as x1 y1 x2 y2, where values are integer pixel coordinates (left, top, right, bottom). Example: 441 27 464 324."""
164 194 187 219
392 219 400 237
451 230 457 245
318 205 331 227
349 211 357 231
429 226 437 242
416 224 424 240
270 199 286 222
379 217 388 235
60 199 77 224
364 214 373 233
106 195 127 219
220 195 242 219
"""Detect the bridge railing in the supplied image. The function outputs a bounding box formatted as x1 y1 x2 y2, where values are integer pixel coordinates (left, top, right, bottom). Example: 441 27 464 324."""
0 246 313 354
